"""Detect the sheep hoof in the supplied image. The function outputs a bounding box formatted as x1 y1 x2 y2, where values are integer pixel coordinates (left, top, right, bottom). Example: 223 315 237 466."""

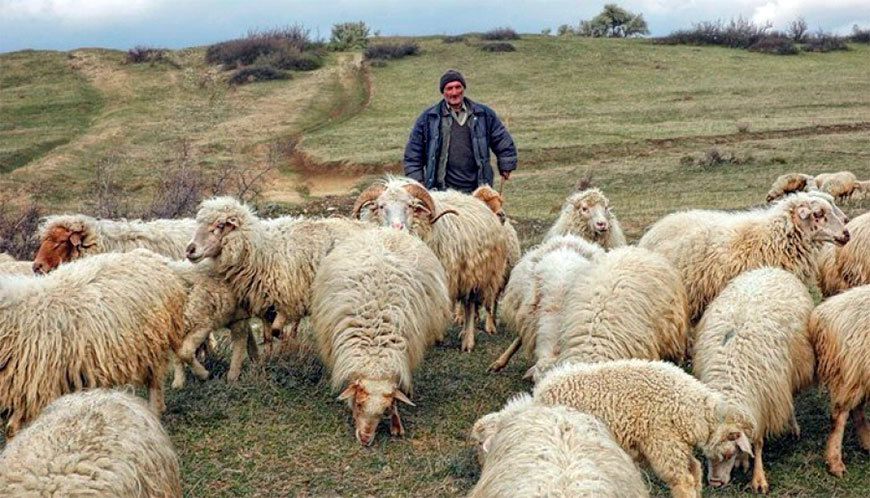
461 336 475 352
827 459 846 478
170 377 185 390
487 361 506 373
750 476 769 494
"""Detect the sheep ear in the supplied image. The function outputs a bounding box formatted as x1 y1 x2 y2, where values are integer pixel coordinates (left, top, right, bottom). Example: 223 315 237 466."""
68 230 83 249
393 390 416 407
337 383 358 402
481 435 494 454
225 216 240 230
729 431 754 457
796 205 811 220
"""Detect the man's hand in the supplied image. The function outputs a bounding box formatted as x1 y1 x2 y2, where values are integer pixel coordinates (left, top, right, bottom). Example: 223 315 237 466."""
500 170 511 180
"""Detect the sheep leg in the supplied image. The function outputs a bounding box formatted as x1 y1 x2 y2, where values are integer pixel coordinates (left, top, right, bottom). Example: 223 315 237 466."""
851 401 870 450
246 322 260 362
228 321 250 382
170 353 186 389
825 407 850 477
453 302 464 326
749 438 769 494
390 403 405 437
266 312 287 355
488 337 521 372
644 442 699 498
484 300 498 335
178 327 212 381
148 371 166 415
789 411 801 439
460 300 477 352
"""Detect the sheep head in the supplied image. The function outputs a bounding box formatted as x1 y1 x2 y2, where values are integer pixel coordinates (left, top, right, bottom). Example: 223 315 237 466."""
789 196 850 246
703 403 755 488
766 173 815 203
32 219 94 274
352 179 450 240
472 185 506 224
567 189 613 236
338 379 414 446
187 197 253 264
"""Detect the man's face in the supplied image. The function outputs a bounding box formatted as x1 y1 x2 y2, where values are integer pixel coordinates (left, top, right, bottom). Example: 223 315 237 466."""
443 81 464 108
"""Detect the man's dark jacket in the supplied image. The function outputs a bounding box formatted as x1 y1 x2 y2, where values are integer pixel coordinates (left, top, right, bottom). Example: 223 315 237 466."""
403 98 517 190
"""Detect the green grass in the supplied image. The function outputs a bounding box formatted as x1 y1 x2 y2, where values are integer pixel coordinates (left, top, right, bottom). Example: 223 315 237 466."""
0 50 103 173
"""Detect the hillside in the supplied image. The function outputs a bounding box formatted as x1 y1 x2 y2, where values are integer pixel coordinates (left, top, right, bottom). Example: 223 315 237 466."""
1 36 870 496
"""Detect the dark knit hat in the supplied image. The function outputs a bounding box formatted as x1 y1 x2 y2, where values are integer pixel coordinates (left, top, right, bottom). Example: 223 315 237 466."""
439 69 466 93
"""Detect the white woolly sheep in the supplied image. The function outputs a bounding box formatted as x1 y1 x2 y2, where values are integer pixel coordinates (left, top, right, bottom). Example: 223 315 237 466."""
0 252 15 263
187 197 369 349
0 389 182 497
311 228 450 445
807 285 870 477
0 249 186 437
544 188 626 249
0 260 33 276
638 192 850 321
693 267 815 493
815 171 858 200
353 178 508 351
531 246 689 382
468 394 649 498
32 214 196 274
490 235 605 372
534 359 754 498
817 212 870 297
766 172 818 203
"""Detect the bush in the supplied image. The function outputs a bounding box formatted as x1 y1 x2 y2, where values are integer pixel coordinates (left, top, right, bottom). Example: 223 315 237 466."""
557 24 576 36
803 32 848 52
228 66 289 85
442 35 466 44
125 46 171 65
578 4 649 38
364 42 419 60
749 36 799 55
481 27 520 40
788 17 808 42
0 200 41 260
254 48 322 71
480 42 516 52
206 25 322 70
657 17 773 48
851 25 870 43
330 21 370 50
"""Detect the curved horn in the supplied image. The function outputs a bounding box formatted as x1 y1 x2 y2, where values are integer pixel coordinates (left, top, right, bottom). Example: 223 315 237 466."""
401 183 437 220
472 186 503 213
351 184 386 219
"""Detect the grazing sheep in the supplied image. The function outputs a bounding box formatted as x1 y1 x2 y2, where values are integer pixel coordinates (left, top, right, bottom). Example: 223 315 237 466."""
468 394 650 498
638 192 850 321
544 188 626 249
849 180 870 200
353 178 508 351
32 214 196 274
187 197 369 347
815 171 858 200
693 267 815 493
766 172 817 203
807 285 870 477
490 235 604 372
531 246 689 382
534 360 753 498
0 249 186 437
817 212 870 297
0 389 182 497
311 228 450 445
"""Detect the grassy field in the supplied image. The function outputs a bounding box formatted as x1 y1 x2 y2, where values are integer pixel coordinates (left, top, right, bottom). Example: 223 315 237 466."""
1 34 870 496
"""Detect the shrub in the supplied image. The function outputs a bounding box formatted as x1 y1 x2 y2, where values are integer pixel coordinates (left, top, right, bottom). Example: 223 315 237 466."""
364 42 419 60
330 21 370 50
0 199 41 260
578 4 649 38
788 17 808 42
658 17 773 48
851 25 870 43
481 27 520 40
254 48 322 71
735 122 751 133
206 25 322 70
803 32 848 52
125 46 170 64
749 36 799 55
480 42 516 52
442 35 466 44
228 66 289 85
557 24 576 36
541 28 552 36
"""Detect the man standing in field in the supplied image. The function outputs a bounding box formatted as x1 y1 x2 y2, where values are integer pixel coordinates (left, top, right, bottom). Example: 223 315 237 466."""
403 69 517 193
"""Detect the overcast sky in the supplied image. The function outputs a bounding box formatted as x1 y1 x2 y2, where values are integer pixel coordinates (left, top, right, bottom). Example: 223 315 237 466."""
2 0 869 53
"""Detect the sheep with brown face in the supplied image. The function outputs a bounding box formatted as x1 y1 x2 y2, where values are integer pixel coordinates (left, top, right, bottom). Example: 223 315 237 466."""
353 178 509 351
544 188 626 249
766 172 818 203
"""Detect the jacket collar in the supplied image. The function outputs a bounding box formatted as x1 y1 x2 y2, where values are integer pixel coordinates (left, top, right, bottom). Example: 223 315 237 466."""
430 97 482 116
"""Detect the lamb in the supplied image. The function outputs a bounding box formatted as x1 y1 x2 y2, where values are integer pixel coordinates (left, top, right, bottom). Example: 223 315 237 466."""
766 172 817 202
534 359 753 498
490 235 604 372
531 246 689 382
0 389 182 497
693 267 815 493
352 178 508 351
468 394 649 498
32 214 197 274
815 171 858 200
0 249 186 437
817 212 870 297
186 197 369 348
807 285 870 477
311 228 450 445
544 187 626 249
638 192 850 321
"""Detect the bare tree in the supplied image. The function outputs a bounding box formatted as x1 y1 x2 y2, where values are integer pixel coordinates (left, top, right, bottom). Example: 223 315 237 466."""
788 17 808 42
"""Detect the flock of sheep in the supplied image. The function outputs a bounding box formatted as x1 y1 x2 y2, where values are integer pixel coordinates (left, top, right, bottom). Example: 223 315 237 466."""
0 168 868 497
